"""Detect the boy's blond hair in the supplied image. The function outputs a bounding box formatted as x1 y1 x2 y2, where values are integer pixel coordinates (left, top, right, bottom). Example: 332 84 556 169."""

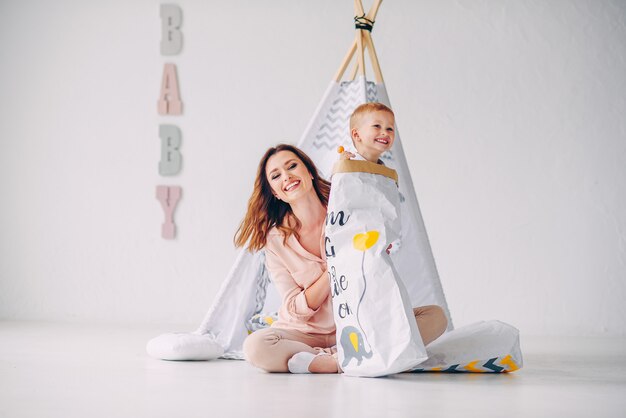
349 102 395 131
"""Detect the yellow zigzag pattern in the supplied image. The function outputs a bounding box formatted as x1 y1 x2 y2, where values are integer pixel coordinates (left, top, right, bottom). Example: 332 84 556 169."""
414 354 521 373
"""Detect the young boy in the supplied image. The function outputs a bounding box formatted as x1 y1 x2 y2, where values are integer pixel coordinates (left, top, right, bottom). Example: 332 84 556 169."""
340 102 395 164
337 102 398 255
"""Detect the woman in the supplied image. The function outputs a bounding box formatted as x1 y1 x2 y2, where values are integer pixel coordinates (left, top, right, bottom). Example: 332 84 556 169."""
236 144 447 374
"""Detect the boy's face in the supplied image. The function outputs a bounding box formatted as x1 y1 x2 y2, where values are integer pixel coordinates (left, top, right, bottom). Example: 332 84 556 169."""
351 110 395 161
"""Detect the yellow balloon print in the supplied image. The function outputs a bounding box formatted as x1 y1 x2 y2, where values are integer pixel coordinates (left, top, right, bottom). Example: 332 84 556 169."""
349 332 359 353
352 231 380 251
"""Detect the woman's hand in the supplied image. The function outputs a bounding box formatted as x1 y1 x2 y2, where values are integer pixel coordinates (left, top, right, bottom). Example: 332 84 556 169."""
304 269 331 311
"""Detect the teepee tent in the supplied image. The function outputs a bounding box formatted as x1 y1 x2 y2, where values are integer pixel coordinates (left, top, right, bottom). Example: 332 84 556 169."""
148 1 522 372
188 0 453 360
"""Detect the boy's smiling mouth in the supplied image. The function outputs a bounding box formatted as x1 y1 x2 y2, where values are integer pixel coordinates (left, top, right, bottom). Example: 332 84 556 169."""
375 137 390 145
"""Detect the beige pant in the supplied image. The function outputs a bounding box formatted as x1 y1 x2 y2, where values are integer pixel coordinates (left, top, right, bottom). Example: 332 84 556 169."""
243 328 337 373
243 305 447 373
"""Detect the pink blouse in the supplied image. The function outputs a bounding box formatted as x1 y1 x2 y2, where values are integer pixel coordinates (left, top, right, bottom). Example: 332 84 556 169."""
264 227 335 335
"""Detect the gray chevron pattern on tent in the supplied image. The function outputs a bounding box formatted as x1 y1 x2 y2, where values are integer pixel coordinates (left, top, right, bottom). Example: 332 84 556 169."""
312 80 378 151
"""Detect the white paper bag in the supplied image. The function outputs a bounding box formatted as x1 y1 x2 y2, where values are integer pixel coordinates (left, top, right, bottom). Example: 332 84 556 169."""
325 160 428 377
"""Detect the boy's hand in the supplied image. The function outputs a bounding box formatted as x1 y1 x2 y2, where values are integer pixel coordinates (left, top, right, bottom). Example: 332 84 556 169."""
337 146 355 160
340 151 355 160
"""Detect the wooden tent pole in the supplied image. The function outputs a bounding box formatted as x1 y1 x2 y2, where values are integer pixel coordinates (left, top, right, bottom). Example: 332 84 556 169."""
349 52 360 81
354 0 366 78
354 0 366 21
361 0 384 84
333 41 357 82
364 31 384 84
333 0 384 83
367 0 383 22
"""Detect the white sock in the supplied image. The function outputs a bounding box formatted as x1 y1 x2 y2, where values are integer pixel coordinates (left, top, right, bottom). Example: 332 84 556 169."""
288 351 325 374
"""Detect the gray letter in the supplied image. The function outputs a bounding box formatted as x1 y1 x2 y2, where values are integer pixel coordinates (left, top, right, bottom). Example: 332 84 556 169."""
160 4 182 55
159 125 182 175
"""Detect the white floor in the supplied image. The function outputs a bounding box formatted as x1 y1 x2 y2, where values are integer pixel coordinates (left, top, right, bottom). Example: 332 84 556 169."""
1 321 625 418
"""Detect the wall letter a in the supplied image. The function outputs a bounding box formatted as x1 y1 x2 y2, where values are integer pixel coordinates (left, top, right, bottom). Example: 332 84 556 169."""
157 63 183 115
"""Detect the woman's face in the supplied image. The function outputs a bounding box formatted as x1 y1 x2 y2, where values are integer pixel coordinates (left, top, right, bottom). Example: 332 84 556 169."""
265 150 314 204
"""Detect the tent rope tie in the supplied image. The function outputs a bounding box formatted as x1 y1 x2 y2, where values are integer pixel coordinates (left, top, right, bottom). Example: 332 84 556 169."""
354 14 374 32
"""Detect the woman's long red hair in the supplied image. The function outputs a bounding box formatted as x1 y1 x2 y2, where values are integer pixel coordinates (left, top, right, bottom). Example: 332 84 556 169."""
234 144 331 251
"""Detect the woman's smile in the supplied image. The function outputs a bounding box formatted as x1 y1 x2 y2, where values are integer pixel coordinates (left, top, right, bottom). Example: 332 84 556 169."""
284 180 301 192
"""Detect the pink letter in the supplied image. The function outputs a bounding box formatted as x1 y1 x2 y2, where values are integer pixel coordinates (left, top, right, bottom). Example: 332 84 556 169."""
156 185 182 239
157 63 183 115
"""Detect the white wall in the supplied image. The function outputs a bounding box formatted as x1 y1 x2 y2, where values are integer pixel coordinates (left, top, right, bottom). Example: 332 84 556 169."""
1 0 624 336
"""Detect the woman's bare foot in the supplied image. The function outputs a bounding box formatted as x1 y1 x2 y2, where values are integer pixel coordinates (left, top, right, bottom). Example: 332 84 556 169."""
308 354 339 373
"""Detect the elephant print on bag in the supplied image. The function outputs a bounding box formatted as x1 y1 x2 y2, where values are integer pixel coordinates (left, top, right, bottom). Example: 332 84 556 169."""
340 325 373 367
